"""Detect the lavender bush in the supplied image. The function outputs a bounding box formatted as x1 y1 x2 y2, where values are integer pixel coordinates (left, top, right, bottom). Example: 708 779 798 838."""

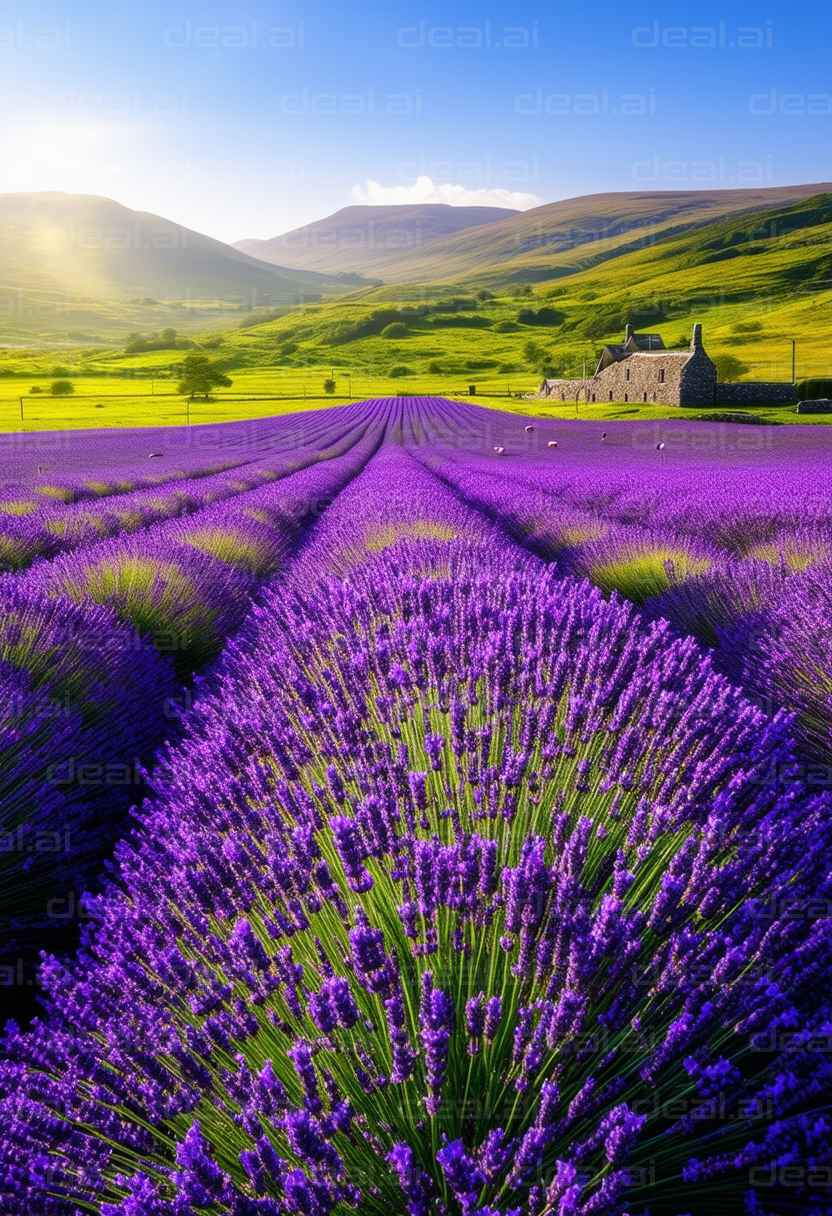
0 405 383 574
0 400 830 1216
648 558 832 765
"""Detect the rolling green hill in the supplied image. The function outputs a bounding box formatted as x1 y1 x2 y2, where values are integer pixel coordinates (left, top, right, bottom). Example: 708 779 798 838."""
235 185 831 286
195 192 831 384
1 189 829 408
0 193 358 343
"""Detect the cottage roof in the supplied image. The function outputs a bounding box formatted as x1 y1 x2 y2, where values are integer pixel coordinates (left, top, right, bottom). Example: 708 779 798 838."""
622 351 690 364
629 333 665 351
595 326 678 373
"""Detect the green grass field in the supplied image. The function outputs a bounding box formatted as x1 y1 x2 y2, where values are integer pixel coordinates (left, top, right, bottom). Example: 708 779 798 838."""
2 368 827 431
1 192 829 431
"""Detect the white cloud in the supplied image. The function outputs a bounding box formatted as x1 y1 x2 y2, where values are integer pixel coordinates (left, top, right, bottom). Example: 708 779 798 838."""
350 175 542 210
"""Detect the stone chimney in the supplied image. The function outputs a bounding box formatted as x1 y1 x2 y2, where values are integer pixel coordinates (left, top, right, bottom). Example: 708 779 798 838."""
691 323 703 350
625 323 635 342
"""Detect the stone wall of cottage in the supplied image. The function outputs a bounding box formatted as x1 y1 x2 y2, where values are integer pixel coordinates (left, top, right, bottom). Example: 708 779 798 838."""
536 323 796 408
540 352 705 407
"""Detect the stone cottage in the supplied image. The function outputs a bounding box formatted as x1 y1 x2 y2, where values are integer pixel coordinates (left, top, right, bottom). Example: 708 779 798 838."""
538 323 797 406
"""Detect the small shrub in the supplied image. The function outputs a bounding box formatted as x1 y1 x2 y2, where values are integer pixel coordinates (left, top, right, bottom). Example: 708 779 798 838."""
381 322 408 339
50 380 74 397
712 353 750 382
330 308 409 344
28 386 42 394
522 339 553 369
388 365 412 378
428 361 442 373
518 306 564 326
796 378 832 401
493 320 521 333
323 378 336 393
428 314 490 329
50 366 71 377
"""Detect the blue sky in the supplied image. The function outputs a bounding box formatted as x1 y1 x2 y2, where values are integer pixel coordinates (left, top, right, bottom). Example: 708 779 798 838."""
0 0 829 242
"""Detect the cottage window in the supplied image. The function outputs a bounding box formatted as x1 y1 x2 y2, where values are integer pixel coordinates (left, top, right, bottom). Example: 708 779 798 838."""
609 391 613 401
658 369 665 383
591 393 596 402
625 368 630 381
624 393 628 402
643 392 647 402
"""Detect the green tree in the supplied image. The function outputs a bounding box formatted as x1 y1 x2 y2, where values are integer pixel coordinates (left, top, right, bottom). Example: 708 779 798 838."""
323 378 336 393
523 339 553 371
176 353 232 399
50 379 74 396
712 353 750 382
160 327 177 346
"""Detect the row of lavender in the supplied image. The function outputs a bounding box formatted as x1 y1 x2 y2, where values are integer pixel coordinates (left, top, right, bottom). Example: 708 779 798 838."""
1 403 830 1215
406 400 831 767
1 406 389 987
0 406 358 500
0 406 378 572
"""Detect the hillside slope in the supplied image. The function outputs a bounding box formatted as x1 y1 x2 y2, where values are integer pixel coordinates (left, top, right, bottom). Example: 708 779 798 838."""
233 204 519 276
204 192 832 386
15 190 823 402
0 193 354 341
263 185 831 285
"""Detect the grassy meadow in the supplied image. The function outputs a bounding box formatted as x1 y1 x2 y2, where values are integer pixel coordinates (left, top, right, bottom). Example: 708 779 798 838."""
0 375 825 432
1 191 830 431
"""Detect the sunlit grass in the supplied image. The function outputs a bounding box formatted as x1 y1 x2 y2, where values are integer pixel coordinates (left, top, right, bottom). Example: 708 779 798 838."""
83 480 123 495
0 501 38 515
366 520 458 551
590 549 712 605
34 485 74 501
747 534 830 570
2 372 828 431
0 536 36 569
518 512 609 559
57 555 218 670
178 526 285 577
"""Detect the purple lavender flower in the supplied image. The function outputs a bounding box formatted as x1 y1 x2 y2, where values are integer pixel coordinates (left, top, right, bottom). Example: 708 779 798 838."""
1 402 830 1216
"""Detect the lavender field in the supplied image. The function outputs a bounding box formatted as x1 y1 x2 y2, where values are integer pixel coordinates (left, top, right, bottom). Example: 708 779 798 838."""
1 398 831 1215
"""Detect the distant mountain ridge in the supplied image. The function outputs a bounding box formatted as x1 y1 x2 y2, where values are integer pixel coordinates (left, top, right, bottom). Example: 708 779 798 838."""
233 204 520 276
234 186 832 285
2 186 829 343
0 193 355 339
